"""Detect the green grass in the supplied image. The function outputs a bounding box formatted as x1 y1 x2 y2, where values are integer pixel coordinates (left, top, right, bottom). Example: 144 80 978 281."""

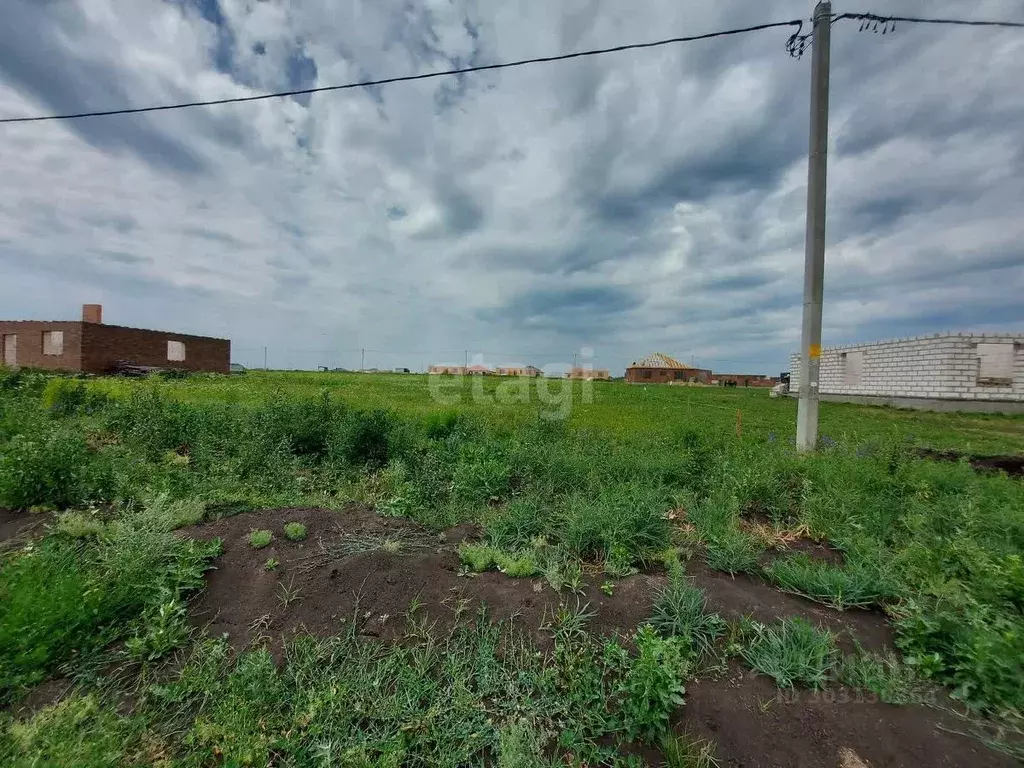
248 529 272 549
647 579 727 658
0 497 219 702
704 530 764 575
740 618 838 689
1 366 1023 723
84 370 1024 454
0 612 694 765
837 648 931 705
283 522 307 541
764 553 890 610
459 543 539 578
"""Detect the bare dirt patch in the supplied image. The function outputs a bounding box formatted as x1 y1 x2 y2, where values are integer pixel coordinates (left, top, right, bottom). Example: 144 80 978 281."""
173 506 1019 766
683 663 1017 768
0 509 50 554
686 559 893 653
181 505 664 653
917 448 1024 478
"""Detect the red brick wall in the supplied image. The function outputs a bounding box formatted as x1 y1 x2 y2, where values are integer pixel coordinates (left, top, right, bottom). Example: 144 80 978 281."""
715 375 779 387
626 367 712 384
0 321 84 371
80 323 230 374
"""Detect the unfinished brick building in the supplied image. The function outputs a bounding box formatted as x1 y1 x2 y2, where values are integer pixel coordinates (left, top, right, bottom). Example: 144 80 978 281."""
626 352 711 384
0 304 230 374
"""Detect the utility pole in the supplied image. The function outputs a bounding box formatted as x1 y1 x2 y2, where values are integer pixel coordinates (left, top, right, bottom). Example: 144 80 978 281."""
360 348 365 371
796 0 831 453
464 349 469 369
263 346 267 371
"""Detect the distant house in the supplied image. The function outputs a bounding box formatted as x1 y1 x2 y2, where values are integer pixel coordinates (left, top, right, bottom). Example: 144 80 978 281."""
466 364 493 376
428 365 466 375
496 365 543 377
626 352 711 384
566 367 611 380
0 304 230 374
714 373 778 388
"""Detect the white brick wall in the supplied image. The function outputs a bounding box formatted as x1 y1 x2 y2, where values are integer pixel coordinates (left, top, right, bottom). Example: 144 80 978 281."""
790 333 1024 401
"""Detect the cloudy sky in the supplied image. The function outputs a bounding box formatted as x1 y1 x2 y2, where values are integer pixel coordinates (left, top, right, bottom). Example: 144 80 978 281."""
1 0 1022 375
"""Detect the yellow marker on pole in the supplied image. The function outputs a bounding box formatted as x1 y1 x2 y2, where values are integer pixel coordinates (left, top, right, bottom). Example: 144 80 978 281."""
809 344 822 359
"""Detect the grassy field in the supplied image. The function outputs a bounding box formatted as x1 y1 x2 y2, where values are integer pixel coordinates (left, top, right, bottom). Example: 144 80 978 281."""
90 370 1024 453
1 367 1022 765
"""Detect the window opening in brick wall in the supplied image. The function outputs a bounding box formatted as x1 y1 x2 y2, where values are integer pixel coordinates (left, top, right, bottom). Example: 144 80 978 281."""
2 334 16 366
674 371 685 380
167 340 186 362
42 330 64 356
976 343 1014 386
841 350 863 386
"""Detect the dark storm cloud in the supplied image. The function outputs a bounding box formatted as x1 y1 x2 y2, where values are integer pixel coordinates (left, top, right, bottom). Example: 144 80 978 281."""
2 0 1022 376
477 285 640 333
0 1 208 174
97 250 151 266
182 227 241 245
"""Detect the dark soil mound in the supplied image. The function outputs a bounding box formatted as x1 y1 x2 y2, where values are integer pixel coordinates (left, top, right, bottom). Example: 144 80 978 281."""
181 505 664 652
684 663 1017 768
917 448 1024 477
176 506 1015 766
687 559 893 653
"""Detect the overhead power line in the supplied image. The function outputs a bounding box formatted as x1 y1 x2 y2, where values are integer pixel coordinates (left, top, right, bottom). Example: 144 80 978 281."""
0 20 806 125
1 11 1022 125
2 12 1020 125
835 12 1024 30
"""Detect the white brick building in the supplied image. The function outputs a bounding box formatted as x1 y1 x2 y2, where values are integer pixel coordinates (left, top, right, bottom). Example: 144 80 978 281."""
790 333 1024 410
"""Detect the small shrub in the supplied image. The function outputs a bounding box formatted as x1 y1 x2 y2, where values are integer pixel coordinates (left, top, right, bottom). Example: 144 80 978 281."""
124 596 189 662
604 543 639 578
765 553 887 609
458 543 538 577
55 511 106 539
424 409 466 440
487 499 550 551
248 530 273 549
661 731 720 768
40 378 91 417
5 694 142 766
459 543 498 572
497 551 539 578
497 721 546 768
283 522 307 542
264 558 279 571
837 649 929 705
704 530 763 575
0 429 114 510
452 449 511 505
741 618 837 688
615 625 690 742
332 409 392 469
648 579 726 657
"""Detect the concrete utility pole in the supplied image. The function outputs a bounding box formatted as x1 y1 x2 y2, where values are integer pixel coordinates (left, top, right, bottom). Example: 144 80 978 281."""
360 348 365 371
263 346 267 371
796 0 832 452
